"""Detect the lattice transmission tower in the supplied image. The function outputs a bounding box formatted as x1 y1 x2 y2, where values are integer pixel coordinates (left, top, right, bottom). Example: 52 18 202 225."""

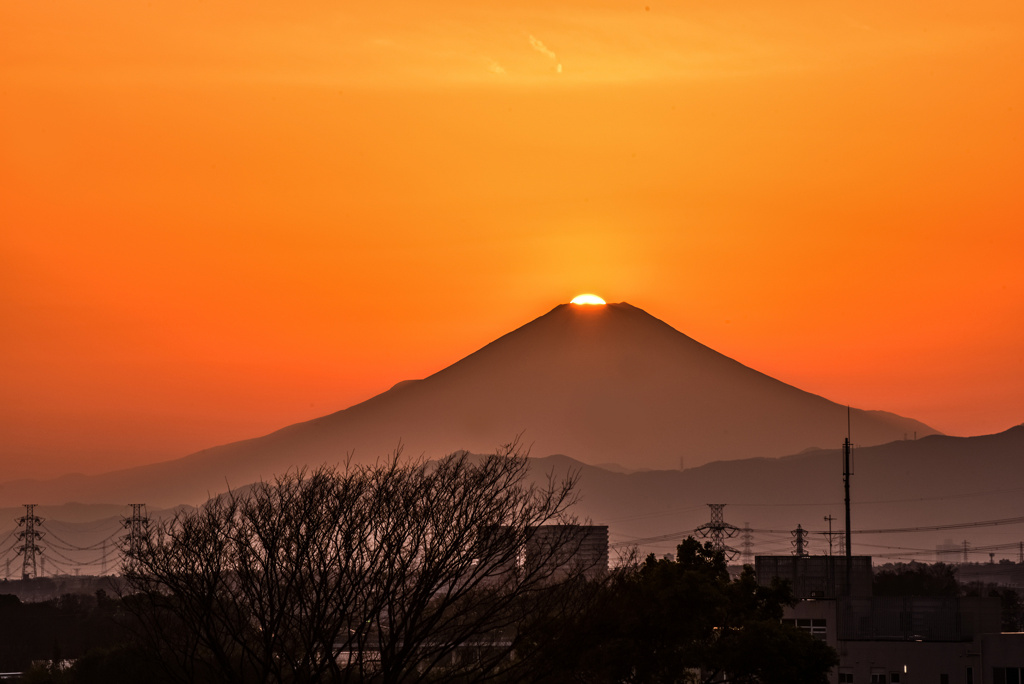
694 503 740 561
16 504 45 580
740 522 754 565
122 504 149 557
791 524 809 556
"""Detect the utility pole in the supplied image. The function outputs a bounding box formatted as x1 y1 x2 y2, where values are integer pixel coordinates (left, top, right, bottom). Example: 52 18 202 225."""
792 524 809 556
823 515 838 556
823 515 838 596
15 504 44 580
695 504 740 561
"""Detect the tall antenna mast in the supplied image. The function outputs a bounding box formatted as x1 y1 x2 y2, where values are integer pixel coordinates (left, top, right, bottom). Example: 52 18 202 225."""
843 407 853 594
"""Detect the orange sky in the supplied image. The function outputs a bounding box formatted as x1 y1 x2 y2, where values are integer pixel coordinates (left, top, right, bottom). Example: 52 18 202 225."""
2 0 1023 481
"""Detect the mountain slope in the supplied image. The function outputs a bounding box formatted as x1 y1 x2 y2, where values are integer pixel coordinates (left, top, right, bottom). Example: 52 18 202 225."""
0 302 938 506
538 424 1024 561
253 302 933 469
6 427 1021 566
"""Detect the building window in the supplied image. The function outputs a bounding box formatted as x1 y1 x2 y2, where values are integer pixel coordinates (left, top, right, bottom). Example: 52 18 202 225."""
992 667 1022 684
966 666 973 684
871 674 887 683
789 617 827 640
890 674 901 683
940 675 949 684
839 672 854 683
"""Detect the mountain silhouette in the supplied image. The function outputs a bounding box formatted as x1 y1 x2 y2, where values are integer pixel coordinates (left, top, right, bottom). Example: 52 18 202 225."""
6 426 1022 565
0 302 938 507
534 424 1024 560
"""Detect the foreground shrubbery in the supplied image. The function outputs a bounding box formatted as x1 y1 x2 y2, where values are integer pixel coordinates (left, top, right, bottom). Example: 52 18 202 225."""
531 538 839 684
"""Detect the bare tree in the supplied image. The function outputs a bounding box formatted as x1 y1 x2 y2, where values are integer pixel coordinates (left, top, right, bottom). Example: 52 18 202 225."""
121 442 599 684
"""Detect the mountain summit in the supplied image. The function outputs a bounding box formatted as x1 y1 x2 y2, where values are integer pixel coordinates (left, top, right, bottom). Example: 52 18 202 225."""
311 301 933 471
2 302 938 506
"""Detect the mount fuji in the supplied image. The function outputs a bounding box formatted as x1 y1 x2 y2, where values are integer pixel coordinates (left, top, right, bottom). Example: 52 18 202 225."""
2 302 937 506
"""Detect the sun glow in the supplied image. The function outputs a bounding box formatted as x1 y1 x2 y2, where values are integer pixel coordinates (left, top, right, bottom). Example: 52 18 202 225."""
571 294 606 305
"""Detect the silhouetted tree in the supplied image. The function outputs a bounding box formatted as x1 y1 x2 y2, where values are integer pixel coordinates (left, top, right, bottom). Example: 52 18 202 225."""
121 443 598 684
963 581 1024 632
873 562 960 597
533 538 838 684
0 590 133 674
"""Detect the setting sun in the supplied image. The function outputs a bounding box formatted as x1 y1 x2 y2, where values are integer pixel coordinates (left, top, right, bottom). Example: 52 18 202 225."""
571 294 606 305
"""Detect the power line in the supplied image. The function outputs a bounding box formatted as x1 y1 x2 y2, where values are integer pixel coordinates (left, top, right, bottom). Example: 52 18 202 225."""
43 517 122 534
40 524 120 552
729 485 1024 508
843 515 1024 535
611 515 1024 549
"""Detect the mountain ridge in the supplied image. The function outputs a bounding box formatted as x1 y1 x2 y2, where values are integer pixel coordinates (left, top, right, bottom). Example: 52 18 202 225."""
4 426 1021 564
528 424 1024 559
0 301 939 506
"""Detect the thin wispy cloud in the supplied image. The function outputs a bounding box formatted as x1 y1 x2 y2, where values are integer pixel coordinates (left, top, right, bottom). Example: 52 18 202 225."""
528 34 557 60
528 34 562 73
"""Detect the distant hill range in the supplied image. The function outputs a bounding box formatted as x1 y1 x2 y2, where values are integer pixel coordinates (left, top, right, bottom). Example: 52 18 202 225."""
1 302 941 508
3 426 1023 568
541 424 1024 563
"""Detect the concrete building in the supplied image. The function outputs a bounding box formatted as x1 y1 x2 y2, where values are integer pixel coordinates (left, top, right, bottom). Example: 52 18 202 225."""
524 524 609 579
756 555 1024 684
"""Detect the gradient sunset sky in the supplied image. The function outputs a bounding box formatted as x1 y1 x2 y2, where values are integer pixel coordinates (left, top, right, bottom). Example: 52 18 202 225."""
3 0 1022 480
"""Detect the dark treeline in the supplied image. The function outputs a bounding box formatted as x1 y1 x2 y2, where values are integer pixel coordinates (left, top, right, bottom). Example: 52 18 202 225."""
873 562 1024 631
0 577 123 605
0 590 168 683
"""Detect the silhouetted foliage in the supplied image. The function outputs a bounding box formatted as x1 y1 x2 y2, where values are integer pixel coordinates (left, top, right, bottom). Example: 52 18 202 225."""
0 589 132 673
873 562 1024 632
121 443 599 684
532 537 838 684
963 581 1024 632
872 562 960 597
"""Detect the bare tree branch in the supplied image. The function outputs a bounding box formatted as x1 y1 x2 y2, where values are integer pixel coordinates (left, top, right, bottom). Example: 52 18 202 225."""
121 441 602 684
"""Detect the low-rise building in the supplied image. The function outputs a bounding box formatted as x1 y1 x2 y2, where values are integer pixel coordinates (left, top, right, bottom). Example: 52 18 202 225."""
756 555 1024 684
